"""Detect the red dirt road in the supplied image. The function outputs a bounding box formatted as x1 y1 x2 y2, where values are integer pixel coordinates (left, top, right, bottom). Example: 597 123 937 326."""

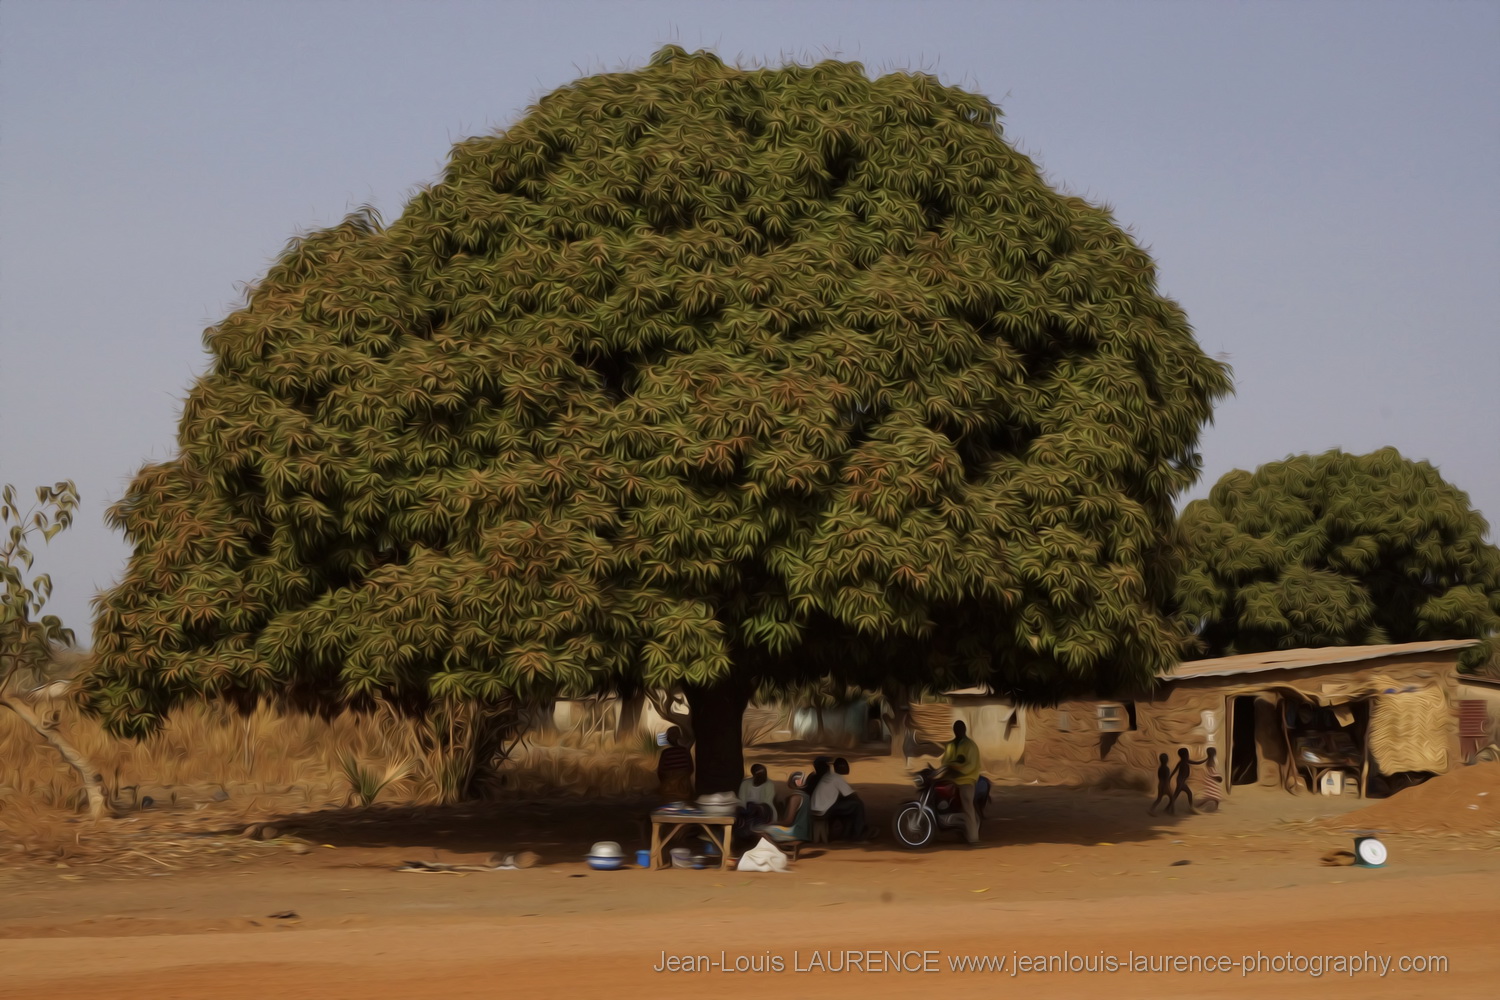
4 848 1496 999
3 871 1495 999
3 764 1497 999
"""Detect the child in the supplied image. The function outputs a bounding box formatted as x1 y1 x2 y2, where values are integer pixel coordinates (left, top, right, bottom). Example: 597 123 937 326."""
1170 747 1206 814
1199 747 1224 813
1148 753 1173 815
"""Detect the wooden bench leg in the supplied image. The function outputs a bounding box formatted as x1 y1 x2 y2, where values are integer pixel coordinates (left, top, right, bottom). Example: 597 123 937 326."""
705 824 732 870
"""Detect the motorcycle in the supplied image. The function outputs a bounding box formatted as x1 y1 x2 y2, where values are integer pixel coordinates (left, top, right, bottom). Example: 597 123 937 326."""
894 764 991 849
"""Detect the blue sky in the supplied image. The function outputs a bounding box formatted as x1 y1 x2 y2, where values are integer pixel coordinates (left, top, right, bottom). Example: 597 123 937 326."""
2 0 1497 640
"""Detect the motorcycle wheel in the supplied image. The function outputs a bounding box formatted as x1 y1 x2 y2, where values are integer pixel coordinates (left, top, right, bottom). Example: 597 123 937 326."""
894 803 935 849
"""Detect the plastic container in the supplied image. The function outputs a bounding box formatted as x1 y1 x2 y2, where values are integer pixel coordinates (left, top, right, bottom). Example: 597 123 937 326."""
636 849 652 868
670 847 694 869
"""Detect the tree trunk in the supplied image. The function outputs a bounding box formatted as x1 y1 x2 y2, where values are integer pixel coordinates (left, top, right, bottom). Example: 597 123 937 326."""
884 686 910 758
1 695 107 819
615 678 645 740
683 679 750 795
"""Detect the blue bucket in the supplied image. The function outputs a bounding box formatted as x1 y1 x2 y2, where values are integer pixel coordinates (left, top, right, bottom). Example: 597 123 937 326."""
636 849 652 868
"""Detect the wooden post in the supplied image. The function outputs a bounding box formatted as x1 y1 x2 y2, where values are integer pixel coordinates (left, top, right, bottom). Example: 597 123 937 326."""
1360 714 1371 799
1223 696 1233 797
1279 696 1299 793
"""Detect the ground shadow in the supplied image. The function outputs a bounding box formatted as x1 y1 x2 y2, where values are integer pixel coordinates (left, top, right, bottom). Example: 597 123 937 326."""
208 744 1189 864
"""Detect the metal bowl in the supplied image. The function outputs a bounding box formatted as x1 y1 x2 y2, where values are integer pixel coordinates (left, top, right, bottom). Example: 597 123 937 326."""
588 841 623 858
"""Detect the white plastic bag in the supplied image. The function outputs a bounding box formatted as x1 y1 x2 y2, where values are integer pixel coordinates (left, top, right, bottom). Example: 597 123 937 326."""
736 836 789 872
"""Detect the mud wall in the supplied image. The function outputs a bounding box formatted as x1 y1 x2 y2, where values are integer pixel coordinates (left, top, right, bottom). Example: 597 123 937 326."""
949 699 1026 776
1018 653 1464 789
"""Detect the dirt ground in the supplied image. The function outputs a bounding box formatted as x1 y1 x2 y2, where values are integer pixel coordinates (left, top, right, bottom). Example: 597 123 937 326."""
2 747 1497 999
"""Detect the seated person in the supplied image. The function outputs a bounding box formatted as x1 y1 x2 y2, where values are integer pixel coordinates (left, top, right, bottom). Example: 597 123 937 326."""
737 764 777 826
756 772 812 845
809 756 875 842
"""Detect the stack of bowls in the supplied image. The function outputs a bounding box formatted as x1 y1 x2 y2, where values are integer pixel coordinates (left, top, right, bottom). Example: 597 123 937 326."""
586 841 625 870
696 791 738 816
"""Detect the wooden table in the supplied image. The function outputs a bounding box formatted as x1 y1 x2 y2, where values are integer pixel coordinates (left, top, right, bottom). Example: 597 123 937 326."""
648 812 735 870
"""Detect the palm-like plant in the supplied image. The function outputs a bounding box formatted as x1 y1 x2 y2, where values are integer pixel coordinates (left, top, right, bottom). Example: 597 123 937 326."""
336 751 414 807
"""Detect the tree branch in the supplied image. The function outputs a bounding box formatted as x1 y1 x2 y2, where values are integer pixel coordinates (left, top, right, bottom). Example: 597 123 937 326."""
1 694 108 820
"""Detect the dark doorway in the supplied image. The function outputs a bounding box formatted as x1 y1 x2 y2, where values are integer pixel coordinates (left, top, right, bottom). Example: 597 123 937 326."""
1230 696 1259 785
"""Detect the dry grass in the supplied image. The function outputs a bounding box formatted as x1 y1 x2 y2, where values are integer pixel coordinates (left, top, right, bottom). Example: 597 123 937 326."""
1 665 793 867
0 701 666 827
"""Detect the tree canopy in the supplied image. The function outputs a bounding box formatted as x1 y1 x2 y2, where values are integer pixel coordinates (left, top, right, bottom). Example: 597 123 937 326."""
1175 448 1500 667
86 47 1231 788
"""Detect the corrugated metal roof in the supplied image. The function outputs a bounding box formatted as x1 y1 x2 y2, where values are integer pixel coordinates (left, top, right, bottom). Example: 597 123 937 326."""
939 640 1480 698
1159 639 1479 682
1455 673 1500 690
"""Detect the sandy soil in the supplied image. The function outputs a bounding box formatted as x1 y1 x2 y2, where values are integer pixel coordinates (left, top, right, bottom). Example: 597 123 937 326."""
1321 760 1500 834
2 747 1496 999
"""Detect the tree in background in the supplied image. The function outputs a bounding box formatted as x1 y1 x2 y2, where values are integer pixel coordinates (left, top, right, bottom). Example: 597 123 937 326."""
87 47 1231 792
1176 448 1500 668
1 481 107 817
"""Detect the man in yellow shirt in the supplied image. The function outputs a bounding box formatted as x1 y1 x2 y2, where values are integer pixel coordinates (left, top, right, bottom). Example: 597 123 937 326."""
939 720 982 844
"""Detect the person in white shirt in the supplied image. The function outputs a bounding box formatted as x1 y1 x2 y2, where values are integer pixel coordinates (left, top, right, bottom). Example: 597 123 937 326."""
807 756 874 841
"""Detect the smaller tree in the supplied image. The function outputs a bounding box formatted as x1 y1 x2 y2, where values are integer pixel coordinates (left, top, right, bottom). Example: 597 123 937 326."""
1 481 107 818
1175 449 1500 668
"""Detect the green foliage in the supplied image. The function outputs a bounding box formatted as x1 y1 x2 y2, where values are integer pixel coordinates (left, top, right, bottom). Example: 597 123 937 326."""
336 750 414 807
2 482 79 691
1176 448 1500 666
87 46 1230 738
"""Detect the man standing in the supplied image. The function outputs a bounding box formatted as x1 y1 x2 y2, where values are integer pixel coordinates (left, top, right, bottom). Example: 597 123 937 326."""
939 720 982 844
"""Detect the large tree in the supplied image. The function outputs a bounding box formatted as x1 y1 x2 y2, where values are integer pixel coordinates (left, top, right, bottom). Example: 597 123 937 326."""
1176 448 1500 667
87 47 1231 791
